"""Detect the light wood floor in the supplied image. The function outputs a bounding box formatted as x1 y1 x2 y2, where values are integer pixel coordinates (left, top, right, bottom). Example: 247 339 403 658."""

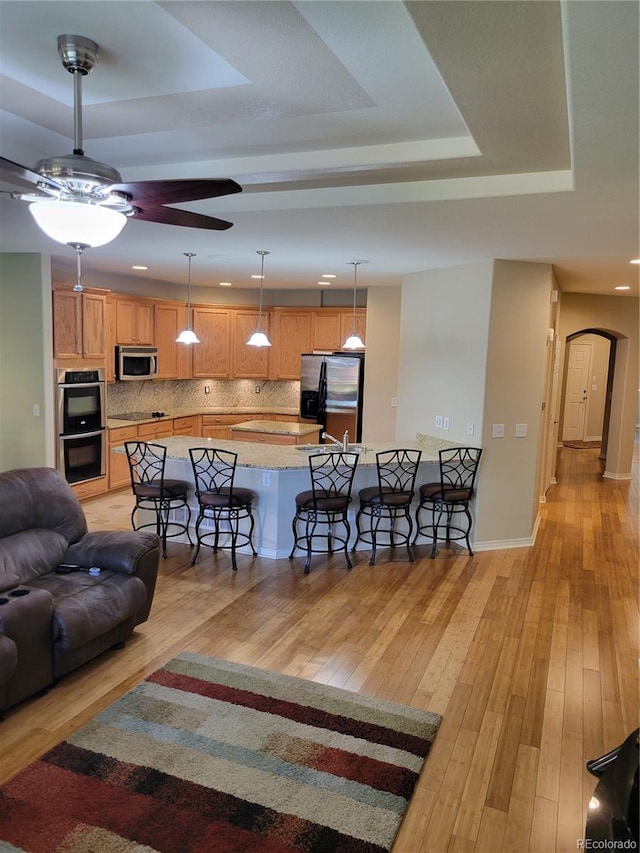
1 442 638 852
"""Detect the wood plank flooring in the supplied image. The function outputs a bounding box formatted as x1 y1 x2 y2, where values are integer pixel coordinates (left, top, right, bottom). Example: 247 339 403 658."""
1 442 638 852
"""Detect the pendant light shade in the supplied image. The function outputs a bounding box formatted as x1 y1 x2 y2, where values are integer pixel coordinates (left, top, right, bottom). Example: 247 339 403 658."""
247 250 271 347
29 199 127 248
343 260 365 349
176 252 200 344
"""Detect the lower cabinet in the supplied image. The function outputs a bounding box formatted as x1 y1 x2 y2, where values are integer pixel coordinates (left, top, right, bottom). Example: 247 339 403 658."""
70 476 108 501
108 425 137 491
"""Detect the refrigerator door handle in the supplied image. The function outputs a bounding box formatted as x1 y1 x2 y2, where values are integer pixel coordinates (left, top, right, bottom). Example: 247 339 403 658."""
318 360 328 424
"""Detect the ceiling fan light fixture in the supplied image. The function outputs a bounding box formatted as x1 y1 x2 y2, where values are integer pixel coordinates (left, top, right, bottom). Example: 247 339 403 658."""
247 250 271 347
29 199 126 248
176 252 200 345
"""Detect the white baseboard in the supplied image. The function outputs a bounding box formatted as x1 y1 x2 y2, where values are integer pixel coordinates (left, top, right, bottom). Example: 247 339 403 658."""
603 470 633 480
474 511 540 551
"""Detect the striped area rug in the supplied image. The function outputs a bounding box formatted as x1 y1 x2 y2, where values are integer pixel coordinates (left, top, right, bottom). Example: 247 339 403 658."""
0 652 441 852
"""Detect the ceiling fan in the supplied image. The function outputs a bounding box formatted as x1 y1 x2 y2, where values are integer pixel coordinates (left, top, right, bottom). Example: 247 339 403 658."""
0 34 242 249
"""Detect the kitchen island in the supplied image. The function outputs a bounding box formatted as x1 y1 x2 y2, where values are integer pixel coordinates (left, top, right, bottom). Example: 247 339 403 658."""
115 436 438 560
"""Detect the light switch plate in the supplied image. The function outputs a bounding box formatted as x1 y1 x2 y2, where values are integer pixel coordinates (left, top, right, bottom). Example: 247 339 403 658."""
492 423 505 438
435 415 443 428
515 423 528 438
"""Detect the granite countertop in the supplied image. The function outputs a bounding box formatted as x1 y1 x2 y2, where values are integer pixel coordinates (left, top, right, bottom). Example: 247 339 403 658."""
112 435 438 471
106 406 299 429
229 420 322 436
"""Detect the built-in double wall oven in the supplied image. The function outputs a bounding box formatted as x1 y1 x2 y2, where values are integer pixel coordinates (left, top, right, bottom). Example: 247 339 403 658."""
56 367 106 485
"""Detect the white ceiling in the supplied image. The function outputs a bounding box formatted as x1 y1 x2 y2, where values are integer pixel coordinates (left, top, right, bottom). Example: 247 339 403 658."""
0 0 638 296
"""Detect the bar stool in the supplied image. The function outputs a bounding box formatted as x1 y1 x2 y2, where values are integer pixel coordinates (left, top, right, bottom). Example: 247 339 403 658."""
352 448 421 566
189 447 257 571
413 446 482 557
125 441 192 558
289 451 359 574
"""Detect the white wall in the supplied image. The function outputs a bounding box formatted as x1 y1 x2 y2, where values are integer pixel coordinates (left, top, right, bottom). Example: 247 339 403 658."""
396 260 493 444
361 287 401 442
0 253 55 471
397 259 554 547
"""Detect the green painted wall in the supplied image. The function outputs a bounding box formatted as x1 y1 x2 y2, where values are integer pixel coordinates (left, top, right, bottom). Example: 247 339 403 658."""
0 253 54 471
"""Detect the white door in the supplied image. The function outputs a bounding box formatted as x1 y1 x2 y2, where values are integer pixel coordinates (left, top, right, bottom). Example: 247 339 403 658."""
562 343 592 441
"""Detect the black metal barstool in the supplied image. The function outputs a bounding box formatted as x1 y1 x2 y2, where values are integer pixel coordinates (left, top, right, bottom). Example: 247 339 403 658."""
413 446 483 557
352 448 422 565
289 451 359 574
125 441 192 558
189 447 257 571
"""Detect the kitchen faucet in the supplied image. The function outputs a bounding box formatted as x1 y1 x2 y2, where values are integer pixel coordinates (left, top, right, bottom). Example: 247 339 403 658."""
322 431 350 451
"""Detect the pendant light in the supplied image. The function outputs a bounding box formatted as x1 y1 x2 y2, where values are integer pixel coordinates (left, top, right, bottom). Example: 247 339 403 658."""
343 260 366 349
247 250 271 347
176 252 200 344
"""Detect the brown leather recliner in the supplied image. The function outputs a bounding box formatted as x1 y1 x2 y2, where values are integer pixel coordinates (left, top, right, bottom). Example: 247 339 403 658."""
0 466 160 713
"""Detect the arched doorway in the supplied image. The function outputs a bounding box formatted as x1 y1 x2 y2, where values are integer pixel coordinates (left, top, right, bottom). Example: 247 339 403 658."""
559 330 616 458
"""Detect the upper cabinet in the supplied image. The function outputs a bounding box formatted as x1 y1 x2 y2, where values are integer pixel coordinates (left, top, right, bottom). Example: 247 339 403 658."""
232 309 271 379
154 301 192 380
270 309 312 379
192 307 232 378
114 297 154 345
53 287 106 360
338 309 366 350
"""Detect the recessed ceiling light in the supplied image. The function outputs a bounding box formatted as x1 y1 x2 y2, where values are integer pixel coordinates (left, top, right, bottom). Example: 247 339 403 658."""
317 281 331 286
629 259 640 264
614 285 631 290
251 274 264 280
132 265 148 270
321 274 336 279
219 281 232 287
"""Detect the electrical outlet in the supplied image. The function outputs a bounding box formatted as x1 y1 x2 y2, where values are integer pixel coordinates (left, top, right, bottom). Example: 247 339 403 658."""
492 423 505 438
204 385 211 395
443 416 450 430
435 415 443 428
255 384 261 394
33 403 40 417
467 421 474 436
391 396 398 408
262 472 271 487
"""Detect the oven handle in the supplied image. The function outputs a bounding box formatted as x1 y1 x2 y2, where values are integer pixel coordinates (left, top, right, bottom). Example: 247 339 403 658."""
57 382 105 389
59 428 106 440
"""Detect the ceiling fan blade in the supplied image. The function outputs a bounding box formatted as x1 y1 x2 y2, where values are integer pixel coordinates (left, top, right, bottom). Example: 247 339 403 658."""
0 156 61 193
132 205 234 231
112 178 242 206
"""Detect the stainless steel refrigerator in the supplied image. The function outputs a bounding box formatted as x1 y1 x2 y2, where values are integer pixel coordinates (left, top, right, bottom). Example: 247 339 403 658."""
299 353 365 443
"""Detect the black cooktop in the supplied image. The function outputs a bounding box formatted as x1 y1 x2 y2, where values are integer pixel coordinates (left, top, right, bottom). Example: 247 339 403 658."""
110 411 166 421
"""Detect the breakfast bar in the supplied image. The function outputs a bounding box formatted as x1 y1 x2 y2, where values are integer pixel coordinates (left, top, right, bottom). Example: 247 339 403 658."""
116 436 438 559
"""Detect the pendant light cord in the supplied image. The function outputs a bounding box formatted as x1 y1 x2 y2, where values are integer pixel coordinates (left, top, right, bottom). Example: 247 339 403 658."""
184 252 195 328
257 250 269 331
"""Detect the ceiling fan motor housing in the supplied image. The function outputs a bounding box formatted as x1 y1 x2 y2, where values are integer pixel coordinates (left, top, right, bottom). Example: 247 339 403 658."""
57 34 99 76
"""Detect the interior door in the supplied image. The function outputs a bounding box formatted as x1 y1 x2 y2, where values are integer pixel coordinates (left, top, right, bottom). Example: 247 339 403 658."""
562 343 592 441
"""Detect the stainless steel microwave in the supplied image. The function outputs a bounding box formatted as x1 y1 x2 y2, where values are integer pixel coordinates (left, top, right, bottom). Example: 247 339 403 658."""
116 345 158 381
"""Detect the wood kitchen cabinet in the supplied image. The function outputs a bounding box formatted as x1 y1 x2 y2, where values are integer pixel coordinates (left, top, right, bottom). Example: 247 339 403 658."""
173 415 200 435
114 297 154 345
339 309 366 349
108 424 137 490
270 309 312 379
232 309 271 379
311 310 343 351
53 287 106 360
192 307 232 378
154 301 192 380
201 414 238 440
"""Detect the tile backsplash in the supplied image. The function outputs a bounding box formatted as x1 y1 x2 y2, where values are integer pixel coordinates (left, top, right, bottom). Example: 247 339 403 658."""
107 379 300 415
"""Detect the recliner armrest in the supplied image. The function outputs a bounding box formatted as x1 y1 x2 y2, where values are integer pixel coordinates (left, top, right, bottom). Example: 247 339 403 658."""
63 530 160 575
0 574 22 593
